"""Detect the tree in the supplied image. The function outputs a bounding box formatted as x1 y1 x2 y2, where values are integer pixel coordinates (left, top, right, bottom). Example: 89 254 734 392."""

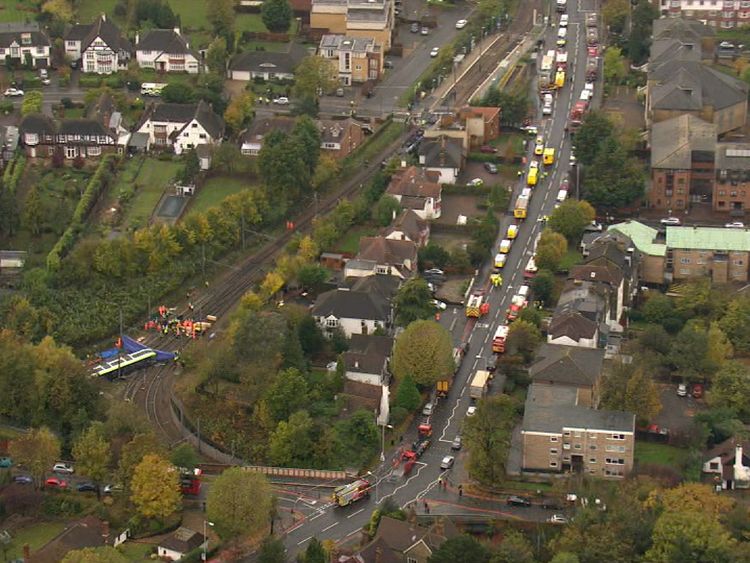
42 0 73 21
419 243 450 269
603 46 628 84
547 200 596 241
708 362 750 422
118 432 165 488
492 529 535 563
506 320 541 363
9 427 61 488
207 467 274 538
23 184 44 236
62 547 128 563
269 410 314 466
170 443 199 471
176 150 200 185
624 365 662 425
312 154 340 191
303 538 327 563
207 0 235 35
262 0 293 32
374 195 402 227
293 56 339 100
224 92 255 133
642 293 676 326
627 0 659 65
531 269 555 306
719 297 750 355
393 278 435 327
213 143 242 174
391 320 454 386
394 374 421 412
206 37 228 75
669 324 710 380
161 83 196 104
480 87 529 126
462 395 518 485
602 0 629 33
646 511 738 562
428 534 491 563
297 264 328 289
258 537 287 563
21 91 43 115
264 368 309 421
297 315 325 357
72 422 111 497
292 116 322 175
258 130 310 207
706 322 733 369
130 454 181 520
584 136 645 210
535 230 568 272
574 112 614 167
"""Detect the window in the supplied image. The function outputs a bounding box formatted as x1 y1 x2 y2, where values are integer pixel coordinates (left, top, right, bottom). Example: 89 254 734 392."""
66 40 76 47
610 434 625 440
563 431 571 437
325 318 338 328
734 259 744 266
574 444 582 450
588 434 597 439
183 132 189 137
574 431 581 438
376 266 388 275
88 146 101 156
590 444 597 450
65 147 77 159
709 462 720 470
407 558 418 563
550 448 558 454
550 436 559 443
680 257 691 264
25 133 38 145
549 461 558 468
589 458 597 463
199 133 207 139
192 123 198 128
605 458 625 465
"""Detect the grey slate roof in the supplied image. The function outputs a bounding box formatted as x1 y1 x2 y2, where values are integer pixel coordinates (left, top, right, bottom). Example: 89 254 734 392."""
385 209 428 243
649 60 748 111
312 287 389 321
159 527 205 554
59 119 116 138
652 17 714 43
649 38 702 66
145 101 224 139
241 116 296 145
419 136 463 170
358 236 417 266
19 113 56 136
0 22 50 49
66 15 131 53
529 343 604 387
136 29 195 57
343 334 393 375
650 114 716 169
716 143 750 171
348 274 401 301
229 50 299 74
548 310 598 341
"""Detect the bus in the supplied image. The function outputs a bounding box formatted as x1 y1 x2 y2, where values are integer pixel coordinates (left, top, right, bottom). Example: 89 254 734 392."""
91 348 157 378
514 188 531 219
140 82 168 96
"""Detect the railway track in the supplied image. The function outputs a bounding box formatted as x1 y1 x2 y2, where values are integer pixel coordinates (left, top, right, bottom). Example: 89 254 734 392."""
124 129 413 450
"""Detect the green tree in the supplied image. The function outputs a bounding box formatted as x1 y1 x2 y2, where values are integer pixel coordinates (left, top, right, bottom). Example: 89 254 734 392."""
118 432 165 489
574 111 614 166
303 538 327 563
213 143 242 174
62 547 128 563
603 46 628 84
21 91 43 115
258 537 287 563
462 395 518 485
292 116 322 175
547 200 596 241
297 315 325 357
706 321 733 369
374 195 402 227
480 87 529 126
627 0 659 65
719 297 750 354
670 324 710 380
535 230 568 272
293 56 339 100
22 184 45 236
176 150 200 185
419 242 450 269
624 365 662 425
170 443 199 471
262 0 293 32
42 0 73 22
207 0 235 35
394 278 435 327
312 154 340 191
258 130 310 207
506 319 541 363
491 529 535 563
72 422 111 497
161 83 196 103
531 269 555 306
646 510 737 563
207 467 274 539
223 92 255 133
602 0 629 33
428 534 491 563
642 293 676 326
130 454 181 520
269 410 314 466
708 362 750 422
9 427 61 488
264 368 309 422
584 136 645 210
392 320 454 386
394 374 421 411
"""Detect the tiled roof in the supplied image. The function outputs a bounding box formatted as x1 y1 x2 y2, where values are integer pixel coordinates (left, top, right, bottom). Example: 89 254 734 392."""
66 15 131 53
19 113 56 136
548 310 598 341
159 527 205 554
241 116 296 144
229 50 298 74
419 136 463 170
0 22 49 49
136 29 195 57
386 166 442 199
358 236 417 266
649 60 748 111
312 288 389 321
529 343 604 387
385 209 428 243
343 334 393 375
650 114 716 169
144 101 224 139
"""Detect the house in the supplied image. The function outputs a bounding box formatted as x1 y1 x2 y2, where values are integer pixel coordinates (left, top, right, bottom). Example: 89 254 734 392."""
0 22 50 69
548 277 611 349
342 334 393 385
239 116 295 156
29 516 111 563
529 344 605 408
318 34 382 85
345 273 401 302
64 14 131 74
311 287 390 337
653 3 743 32
648 114 716 212
135 100 224 153
227 51 298 81
319 118 366 159
521 382 635 478
157 527 206 561
311 0 395 50
417 136 464 185
702 439 750 490
352 516 460 563
386 166 443 220
608 221 667 284
569 264 625 332
135 28 200 74
20 113 118 161
345 236 418 279
384 210 430 247
666 226 750 283
457 106 501 147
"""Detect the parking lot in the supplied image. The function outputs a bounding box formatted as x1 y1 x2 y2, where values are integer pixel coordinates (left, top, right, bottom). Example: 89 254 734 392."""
652 383 705 437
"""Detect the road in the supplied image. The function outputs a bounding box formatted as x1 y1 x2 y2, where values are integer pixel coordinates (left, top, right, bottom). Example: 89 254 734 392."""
275 0 597 557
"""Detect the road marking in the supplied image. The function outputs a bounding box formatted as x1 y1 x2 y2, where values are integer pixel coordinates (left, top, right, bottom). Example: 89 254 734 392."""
310 512 323 521
345 528 359 538
347 508 365 519
322 522 339 532
472 358 478 370
297 536 313 546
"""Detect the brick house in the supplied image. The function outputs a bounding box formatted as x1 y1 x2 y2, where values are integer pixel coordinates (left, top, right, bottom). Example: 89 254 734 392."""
384 209 430 247
457 106 501 147
714 143 750 214
318 118 366 158
64 14 131 74
19 113 117 161
344 236 418 279
385 166 443 220
239 116 295 156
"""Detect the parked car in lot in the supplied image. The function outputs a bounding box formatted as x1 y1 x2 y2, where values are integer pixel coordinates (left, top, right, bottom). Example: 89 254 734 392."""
440 456 455 470
411 22 419 33
484 162 498 174
421 27 429 35
507 495 532 507
466 178 484 187
52 462 74 474
725 222 745 229
423 268 445 277
660 217 681 226
77 482 98 493
103 484 124 495
13 475 32 485
273 97 289 105
431 299 447 310
455 19 468 29
0 457 12 468
45 477 67 489
3 88 24 97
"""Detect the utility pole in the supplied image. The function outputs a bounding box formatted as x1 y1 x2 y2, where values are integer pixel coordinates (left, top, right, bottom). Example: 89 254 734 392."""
117 306 123 379
201 243 206 278
240 211 246 250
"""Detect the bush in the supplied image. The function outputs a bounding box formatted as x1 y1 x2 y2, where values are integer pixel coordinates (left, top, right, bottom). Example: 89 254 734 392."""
61 97 74 109
105 75 124 89
42 494 84 517
389 406 408 426
0 100 13 113
79 75 103 88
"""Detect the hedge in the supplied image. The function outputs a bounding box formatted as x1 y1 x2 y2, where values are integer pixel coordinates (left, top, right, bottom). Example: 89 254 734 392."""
47 155 118 270
3 155 26 195
442 183 491 195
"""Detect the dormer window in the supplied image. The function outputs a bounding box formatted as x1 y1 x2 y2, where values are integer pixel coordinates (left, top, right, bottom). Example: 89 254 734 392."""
21 33 31 46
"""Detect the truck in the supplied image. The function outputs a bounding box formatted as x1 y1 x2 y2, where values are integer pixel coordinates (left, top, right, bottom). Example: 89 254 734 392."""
437 345 465 396
586 27 599 46
556 0 567 12
539 50 555 89
466 293 488 318
492 325 509 353
179 468 202 496
411 424 432 458
554 69 565 89
524 256 538 278
470 370 491 399
506 294 528 322
514 188 532 219
555 51 568 70
586 57 599 81
391 450 418 479
332 479 371 507
585 12 597 27
569 100 588 129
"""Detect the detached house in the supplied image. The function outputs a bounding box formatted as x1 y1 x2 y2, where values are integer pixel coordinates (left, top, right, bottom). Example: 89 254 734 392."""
311 287 390 337
0 23 50 69
20 113 117 161
342 334 393 386
418 136 464 185
386 166 442 219
344 236 417 280
318 118 366 159
239 116 295 156
227 51 298 82
384 210 430 247
135 28 200 74
136 101 224 153
64 14 131 74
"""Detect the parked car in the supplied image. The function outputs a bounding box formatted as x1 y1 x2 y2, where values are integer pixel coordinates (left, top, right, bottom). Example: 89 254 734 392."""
421 27 429 35
384 59 394 69
77 482 98 493
451 436 462 450
45 477 67 489
466 405 477 417
455 19 468 29
0 457 12 468
466 178 484 187
692 383 704 399
52 462 74 474
103 484 124 495
422 403 434 416
725 222 745 229
411 22 419 33
549 514 569 524
13 475 32 485
424 268 445 276
432 299 447 311
3 88 24 97
430 47 440 57
677 383 687 397
484 162 498 174
440 456 455 470
660 217 681 226
480 145 498 154
273 97 290 105
507 495 532 507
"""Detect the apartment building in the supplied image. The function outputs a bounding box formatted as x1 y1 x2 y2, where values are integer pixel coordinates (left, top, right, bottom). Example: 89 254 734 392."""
0 23 50 69
653 0 750 29
667 226 750 282
318 34 382 85
311 0 394 50
715 143 750 213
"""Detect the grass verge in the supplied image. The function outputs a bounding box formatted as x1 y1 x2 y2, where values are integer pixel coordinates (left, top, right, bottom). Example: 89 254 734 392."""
189 176 254 216
5 522 66 560
635 442 690 469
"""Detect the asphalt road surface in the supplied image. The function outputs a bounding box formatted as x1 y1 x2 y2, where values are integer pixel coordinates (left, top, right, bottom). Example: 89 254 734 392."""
272 0 600 558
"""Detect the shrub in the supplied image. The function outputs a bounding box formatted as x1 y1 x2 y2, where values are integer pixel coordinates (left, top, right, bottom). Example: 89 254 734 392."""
61 97 74 108
72 154 85 169
0 100 14 114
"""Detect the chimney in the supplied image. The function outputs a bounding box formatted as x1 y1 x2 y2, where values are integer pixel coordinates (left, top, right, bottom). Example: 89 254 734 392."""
101 12 106 21
735 445 744 472
135 32 139 45
590 271 596 279
102 521 110 544
23 545 30 560
354 360 359 369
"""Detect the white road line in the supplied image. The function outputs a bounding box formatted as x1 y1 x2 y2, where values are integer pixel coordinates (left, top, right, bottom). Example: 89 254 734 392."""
298 536 313 546
347 508 365 519
467 333 473 344
472 358 478 371
322 522 339 533
310 512 323 521
345 528 359 538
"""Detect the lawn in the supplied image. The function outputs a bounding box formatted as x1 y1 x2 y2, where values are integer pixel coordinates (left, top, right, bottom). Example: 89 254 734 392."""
77 0 119 23
189 176 255 215
5 522 66 560
236 13 269 34
635 442 690 469
334 225 378 255
116 541 154 561
0 1 37 23
166 0 209 31
118 157 182 229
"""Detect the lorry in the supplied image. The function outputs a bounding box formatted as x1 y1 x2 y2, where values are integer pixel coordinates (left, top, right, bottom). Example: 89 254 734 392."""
411 424 432 458
506 294 528 322
539 49 555 89
586 27 599 46
569 100 588 129
585 12 597 27
391 450 418 479
437 345 465 396
555 51 568 70
332 479 371 507
470 370 491 399
514 188 532 219
556 0 567 12
492 325 509 353
586 57 599 81
466 293 489 318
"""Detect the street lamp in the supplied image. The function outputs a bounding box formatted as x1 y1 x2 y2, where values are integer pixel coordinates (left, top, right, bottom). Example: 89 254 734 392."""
367 471 378 504
380 423 393 462
202 521 214 561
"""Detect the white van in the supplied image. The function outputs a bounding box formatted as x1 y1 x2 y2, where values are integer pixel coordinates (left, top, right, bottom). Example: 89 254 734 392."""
557 27 567 46
542 93 553 115
518 285 530 299
556 189 568 202
140 82 168 96
499 239 512 254
580 89 591 102
560 14 569 27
